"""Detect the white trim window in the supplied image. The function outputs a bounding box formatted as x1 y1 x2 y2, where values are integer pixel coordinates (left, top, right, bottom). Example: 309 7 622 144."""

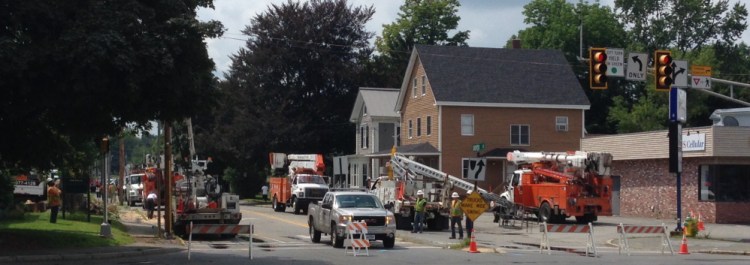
426 116 432 136
556 116 568 132
408 120 413 139
461 114 474 136
417 117 422 137
510 124 530 145
421 75 426 95
360 125 369 149
412 78 418 98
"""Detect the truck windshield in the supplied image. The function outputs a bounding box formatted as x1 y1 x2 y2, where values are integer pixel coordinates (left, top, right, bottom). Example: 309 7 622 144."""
337 195 381 208
297 175 327 184
128 175 142 185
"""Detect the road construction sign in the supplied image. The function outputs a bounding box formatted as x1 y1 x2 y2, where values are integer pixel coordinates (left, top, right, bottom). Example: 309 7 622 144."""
460 192 488 222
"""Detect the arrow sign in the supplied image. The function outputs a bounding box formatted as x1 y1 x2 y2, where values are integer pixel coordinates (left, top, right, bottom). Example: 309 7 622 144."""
672 60 688 87
462 158 486 181
626 52 647 81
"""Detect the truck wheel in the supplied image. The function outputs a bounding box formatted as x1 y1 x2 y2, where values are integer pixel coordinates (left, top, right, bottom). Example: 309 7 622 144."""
273 197 285 212
293 197 301 215
331 224 343 248
383 237 395 249
395 214 410 230
539 202 552 223
309 218 321 243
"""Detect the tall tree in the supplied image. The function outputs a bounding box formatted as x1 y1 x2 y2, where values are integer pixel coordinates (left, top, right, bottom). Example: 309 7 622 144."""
513 0 627 133
200 0 375 197
374 0 470 87
0 0 223 171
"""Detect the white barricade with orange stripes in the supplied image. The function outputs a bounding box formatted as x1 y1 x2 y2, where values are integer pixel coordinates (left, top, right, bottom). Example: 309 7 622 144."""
188 222 254 260
344 221 370 256
539 222 597 257
617 223 674 256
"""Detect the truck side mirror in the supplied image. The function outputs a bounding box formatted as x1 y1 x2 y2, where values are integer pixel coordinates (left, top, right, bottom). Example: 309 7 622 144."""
322 203 331 209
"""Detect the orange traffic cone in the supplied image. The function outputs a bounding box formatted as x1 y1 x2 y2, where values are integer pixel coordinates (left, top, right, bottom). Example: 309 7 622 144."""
468 229 480 253
679 233 690 254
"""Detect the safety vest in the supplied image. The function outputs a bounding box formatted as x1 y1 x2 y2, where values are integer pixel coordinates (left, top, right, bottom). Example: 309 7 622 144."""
450 199 463 217
47 187 61 207
415 197 427 212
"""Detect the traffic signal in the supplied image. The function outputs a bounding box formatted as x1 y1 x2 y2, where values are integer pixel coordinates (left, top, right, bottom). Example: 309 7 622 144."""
655 50 673 91
589 48 608 89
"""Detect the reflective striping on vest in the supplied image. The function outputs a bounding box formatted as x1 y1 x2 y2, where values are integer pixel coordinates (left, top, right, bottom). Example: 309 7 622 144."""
346 222 368 234
191 224 251 234
617 225 665 234
546 224 590 233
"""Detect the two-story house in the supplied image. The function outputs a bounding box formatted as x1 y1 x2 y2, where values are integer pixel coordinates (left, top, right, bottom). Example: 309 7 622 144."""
332 87 400 188
392 45 591 192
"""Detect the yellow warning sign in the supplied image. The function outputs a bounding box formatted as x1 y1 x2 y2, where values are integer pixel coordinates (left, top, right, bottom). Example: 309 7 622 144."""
691 65 712 77
460 192 488 222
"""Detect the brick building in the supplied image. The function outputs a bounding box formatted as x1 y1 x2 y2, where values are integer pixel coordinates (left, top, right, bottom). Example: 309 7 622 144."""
388 45 590 192
582 122 750 224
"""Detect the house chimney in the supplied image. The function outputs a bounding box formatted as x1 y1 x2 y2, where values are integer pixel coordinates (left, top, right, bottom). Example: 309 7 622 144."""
512 39 522 49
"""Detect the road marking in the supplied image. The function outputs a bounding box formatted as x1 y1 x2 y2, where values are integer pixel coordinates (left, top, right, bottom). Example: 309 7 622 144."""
243 209 308 228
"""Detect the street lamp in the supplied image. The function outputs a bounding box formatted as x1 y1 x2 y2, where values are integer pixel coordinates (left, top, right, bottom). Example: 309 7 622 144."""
100 136 112 238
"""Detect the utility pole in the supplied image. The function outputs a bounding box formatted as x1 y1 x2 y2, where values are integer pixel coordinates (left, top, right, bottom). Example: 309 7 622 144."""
164 123 173 239
99 136 112 238
119 135 125 206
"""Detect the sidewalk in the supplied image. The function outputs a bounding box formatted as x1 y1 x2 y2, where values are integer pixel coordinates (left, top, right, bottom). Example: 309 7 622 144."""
397 214 750 256
0 207 184 263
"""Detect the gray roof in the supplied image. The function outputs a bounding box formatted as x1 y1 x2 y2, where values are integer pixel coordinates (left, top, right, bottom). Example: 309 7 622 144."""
397 45 590 109
369 142 440 156
350 87 400 122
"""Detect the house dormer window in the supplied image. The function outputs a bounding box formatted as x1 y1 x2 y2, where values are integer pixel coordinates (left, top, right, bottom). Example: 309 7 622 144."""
412 78 417 98
421 75 426 95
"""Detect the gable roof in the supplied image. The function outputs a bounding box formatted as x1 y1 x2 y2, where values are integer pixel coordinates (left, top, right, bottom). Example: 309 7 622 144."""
349 87 400 122
395 45 590 111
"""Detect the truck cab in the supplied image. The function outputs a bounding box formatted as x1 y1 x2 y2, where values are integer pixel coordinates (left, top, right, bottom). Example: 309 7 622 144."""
124 173 144 206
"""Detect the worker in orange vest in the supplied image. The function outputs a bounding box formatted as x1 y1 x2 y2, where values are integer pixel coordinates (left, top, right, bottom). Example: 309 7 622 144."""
47 180 62 223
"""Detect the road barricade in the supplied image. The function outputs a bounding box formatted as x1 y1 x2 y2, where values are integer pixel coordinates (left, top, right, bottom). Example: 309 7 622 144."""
539 222 596 257
187 222 254 260
616 223 673 256
344 221 370 256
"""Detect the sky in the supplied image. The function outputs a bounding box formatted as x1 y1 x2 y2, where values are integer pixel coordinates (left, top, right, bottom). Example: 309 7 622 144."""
197 0 750 78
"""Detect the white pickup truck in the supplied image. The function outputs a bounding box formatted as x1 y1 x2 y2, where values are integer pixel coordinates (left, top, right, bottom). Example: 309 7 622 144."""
307 190 396 248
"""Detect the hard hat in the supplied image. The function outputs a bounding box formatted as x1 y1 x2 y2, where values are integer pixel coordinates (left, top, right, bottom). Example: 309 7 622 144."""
417 190 424 196
451 192 459 198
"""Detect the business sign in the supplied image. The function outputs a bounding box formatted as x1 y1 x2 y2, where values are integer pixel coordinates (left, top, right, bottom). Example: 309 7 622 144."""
683 133 706 152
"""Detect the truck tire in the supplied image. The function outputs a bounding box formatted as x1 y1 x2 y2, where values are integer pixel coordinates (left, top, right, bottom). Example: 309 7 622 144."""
273 196 286 212
575 214 595 224
539 202 552 223
383 237 395 249
395 213 411 230
293 197 301 215
331 223 343 248
309 217 321 243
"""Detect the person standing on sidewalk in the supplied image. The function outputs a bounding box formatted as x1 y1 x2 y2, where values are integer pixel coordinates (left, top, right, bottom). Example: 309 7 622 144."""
465 190 474 238
449 192 463 239
412 190 427 233
47 180 62 223
261 184 268 202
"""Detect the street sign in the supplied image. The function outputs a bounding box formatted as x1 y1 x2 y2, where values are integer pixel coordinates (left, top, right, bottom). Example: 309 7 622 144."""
691 65 712 77
606 48 625 77
626 52 647 81
672 60 688 88
462 158 486 181
691 76 711 89
669 87 686 123
472 143 485 152
460 192 488 222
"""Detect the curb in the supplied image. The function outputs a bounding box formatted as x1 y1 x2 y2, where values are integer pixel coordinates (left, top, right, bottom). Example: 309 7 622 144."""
0 246 183 263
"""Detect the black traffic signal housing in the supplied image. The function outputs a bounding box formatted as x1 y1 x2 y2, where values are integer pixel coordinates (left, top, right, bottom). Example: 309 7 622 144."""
589 48 608 89
655 50 673 91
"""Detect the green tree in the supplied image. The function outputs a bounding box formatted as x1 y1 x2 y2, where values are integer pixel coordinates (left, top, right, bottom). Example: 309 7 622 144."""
513 0 627 133
374 0 470 87
199 0 374 196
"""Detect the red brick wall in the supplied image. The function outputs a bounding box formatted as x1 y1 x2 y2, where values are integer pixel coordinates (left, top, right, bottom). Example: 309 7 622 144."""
613 157 750 224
